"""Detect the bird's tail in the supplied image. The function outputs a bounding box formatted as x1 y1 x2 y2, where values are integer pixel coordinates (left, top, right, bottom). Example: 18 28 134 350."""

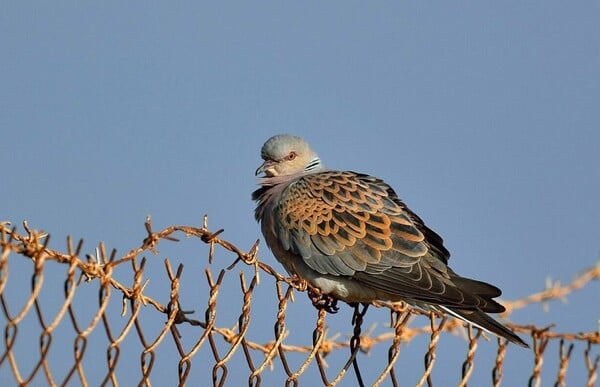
440 306 529 348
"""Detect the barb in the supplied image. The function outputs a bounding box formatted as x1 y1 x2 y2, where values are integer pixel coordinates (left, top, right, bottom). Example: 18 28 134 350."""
501 262 600 316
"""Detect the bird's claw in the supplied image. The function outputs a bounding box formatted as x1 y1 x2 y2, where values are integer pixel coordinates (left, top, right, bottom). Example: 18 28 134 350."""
308 288 339 313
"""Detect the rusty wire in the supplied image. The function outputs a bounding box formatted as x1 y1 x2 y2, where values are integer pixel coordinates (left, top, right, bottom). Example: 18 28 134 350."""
0 218 598 386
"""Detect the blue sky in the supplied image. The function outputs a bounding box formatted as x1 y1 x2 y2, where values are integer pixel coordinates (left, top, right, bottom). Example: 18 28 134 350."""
1 2 598 385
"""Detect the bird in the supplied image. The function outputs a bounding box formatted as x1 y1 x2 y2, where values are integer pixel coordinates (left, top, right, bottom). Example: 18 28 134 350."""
252 134 528 347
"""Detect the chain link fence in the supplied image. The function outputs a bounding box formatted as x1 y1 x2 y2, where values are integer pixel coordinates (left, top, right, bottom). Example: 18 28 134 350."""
1 218 598 386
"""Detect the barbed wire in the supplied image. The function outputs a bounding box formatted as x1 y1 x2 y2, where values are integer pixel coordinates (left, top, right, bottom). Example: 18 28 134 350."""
0 218 598 386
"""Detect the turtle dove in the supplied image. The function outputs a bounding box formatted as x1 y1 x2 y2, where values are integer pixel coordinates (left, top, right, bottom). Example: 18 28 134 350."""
252 134 527 347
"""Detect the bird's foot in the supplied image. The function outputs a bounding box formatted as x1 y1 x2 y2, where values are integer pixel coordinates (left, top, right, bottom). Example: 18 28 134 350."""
308 288 339 314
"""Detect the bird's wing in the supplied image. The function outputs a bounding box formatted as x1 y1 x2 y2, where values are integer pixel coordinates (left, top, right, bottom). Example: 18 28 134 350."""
274 170 503 311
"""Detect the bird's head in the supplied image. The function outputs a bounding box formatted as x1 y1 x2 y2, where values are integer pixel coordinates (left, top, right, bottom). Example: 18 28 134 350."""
255 134 323 177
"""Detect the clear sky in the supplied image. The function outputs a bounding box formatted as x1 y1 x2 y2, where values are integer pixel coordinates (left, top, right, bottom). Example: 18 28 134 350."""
1 2 598 385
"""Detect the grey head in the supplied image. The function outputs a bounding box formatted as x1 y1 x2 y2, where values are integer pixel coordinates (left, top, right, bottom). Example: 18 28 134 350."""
255 134 324 178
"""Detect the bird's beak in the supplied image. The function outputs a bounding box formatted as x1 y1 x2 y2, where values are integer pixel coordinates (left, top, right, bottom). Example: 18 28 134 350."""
255 160 275 176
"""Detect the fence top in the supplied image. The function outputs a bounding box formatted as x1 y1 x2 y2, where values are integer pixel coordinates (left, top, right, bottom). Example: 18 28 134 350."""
0 218 598 386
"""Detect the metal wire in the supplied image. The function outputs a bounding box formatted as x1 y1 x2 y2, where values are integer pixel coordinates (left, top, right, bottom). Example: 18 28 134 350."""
0 219 598 386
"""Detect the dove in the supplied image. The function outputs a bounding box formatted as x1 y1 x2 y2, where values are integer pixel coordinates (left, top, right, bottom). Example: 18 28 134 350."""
252 134 527 347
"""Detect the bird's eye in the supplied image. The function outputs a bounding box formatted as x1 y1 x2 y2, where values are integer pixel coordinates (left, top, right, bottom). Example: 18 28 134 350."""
286 152 297 161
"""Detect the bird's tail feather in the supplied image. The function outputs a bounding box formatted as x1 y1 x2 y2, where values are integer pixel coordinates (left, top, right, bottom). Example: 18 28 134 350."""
439 306 529 348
